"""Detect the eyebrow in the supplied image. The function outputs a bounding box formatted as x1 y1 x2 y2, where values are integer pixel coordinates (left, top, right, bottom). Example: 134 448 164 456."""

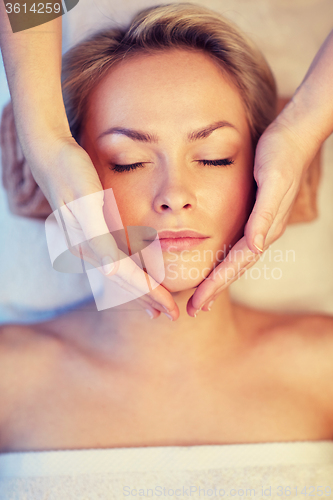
97 120 238 143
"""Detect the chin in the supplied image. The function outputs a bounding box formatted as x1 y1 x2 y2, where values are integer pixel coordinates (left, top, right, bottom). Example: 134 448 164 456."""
161 280 197 294
161 264 213 293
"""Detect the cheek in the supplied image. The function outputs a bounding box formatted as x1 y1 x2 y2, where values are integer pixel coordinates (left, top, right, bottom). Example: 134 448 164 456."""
102 174 148 227
206 168 255 243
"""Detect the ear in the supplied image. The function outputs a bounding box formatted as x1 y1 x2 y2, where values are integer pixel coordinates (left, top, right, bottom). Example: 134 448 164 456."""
277 98 322 225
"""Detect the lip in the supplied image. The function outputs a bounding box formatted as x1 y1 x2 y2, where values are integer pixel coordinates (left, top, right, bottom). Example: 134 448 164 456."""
158 230 207 239
156 229 209 251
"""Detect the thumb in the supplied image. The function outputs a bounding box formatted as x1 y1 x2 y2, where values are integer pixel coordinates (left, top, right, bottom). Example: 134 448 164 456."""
245 172 284 253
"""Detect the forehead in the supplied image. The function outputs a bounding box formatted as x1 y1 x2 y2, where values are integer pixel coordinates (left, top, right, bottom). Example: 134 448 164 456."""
85 48 249 137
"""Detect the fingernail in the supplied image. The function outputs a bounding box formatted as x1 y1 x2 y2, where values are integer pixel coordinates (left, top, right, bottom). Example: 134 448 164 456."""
207 300 215 311
253 234 264 253
145 309 154 319
165 313 173 321
102 256 115 275
162 305 170 313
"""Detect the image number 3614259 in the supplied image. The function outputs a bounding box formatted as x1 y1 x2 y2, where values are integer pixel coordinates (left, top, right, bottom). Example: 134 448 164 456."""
4 0 80 33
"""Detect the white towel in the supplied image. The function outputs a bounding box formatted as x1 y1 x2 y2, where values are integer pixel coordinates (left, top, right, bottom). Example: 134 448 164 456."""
1 441 333 499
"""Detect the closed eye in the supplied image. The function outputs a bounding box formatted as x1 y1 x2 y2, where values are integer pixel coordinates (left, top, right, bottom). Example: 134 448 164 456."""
110 158 234 173
109 162 146 172
197 159 234 167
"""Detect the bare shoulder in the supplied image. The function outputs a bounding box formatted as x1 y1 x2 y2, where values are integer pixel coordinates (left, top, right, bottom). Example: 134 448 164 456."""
0 323 63 427
265 312 333 418
0 322 61 359
269 312 333 354
289 312 333 335
286 312 333 380
259 310 333 363
235 302 333 346
235 303 333 417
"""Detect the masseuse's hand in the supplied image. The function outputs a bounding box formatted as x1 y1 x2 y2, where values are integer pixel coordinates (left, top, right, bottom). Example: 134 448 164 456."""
0 8 178 321
187 27 333 317
37 136 179 320
186 118 309 316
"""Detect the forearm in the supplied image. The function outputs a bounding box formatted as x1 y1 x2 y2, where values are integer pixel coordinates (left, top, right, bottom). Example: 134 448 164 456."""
0 4 71 161
278 29 333 156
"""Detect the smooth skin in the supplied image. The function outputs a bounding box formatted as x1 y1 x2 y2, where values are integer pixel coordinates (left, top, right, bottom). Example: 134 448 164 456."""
190 28 333 313
0 4 332 318
0 49 333 453
81 49 256 315
0 6 178 318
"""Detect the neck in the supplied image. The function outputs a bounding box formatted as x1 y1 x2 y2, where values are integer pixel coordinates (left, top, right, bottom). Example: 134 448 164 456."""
48 289 241 373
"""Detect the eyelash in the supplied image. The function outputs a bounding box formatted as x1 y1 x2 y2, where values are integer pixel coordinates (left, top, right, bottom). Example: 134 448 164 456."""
199 159 234 167
110 158 234 173
111 162 146 172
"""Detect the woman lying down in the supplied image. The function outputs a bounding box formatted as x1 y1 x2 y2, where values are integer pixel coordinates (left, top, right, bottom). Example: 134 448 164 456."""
0 1 333 484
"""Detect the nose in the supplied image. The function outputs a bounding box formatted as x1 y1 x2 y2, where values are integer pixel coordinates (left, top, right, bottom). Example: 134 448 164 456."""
152 166 197 214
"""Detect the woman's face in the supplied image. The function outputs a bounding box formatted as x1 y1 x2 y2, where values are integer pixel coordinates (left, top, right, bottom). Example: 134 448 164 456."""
82 49 255 292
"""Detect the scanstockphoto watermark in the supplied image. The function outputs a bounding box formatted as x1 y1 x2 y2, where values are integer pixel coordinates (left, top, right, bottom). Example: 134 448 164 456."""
166 246 296 282
123 485 331 497
123 485 256 497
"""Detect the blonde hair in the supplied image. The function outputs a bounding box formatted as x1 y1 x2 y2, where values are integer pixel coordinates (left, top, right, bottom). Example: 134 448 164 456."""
62 2 277 146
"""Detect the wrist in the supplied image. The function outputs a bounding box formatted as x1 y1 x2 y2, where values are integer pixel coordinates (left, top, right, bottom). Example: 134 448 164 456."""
276 89 325 160
15 110 73 161
279 78 332 151
17 124 75 182
18 132 79 208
